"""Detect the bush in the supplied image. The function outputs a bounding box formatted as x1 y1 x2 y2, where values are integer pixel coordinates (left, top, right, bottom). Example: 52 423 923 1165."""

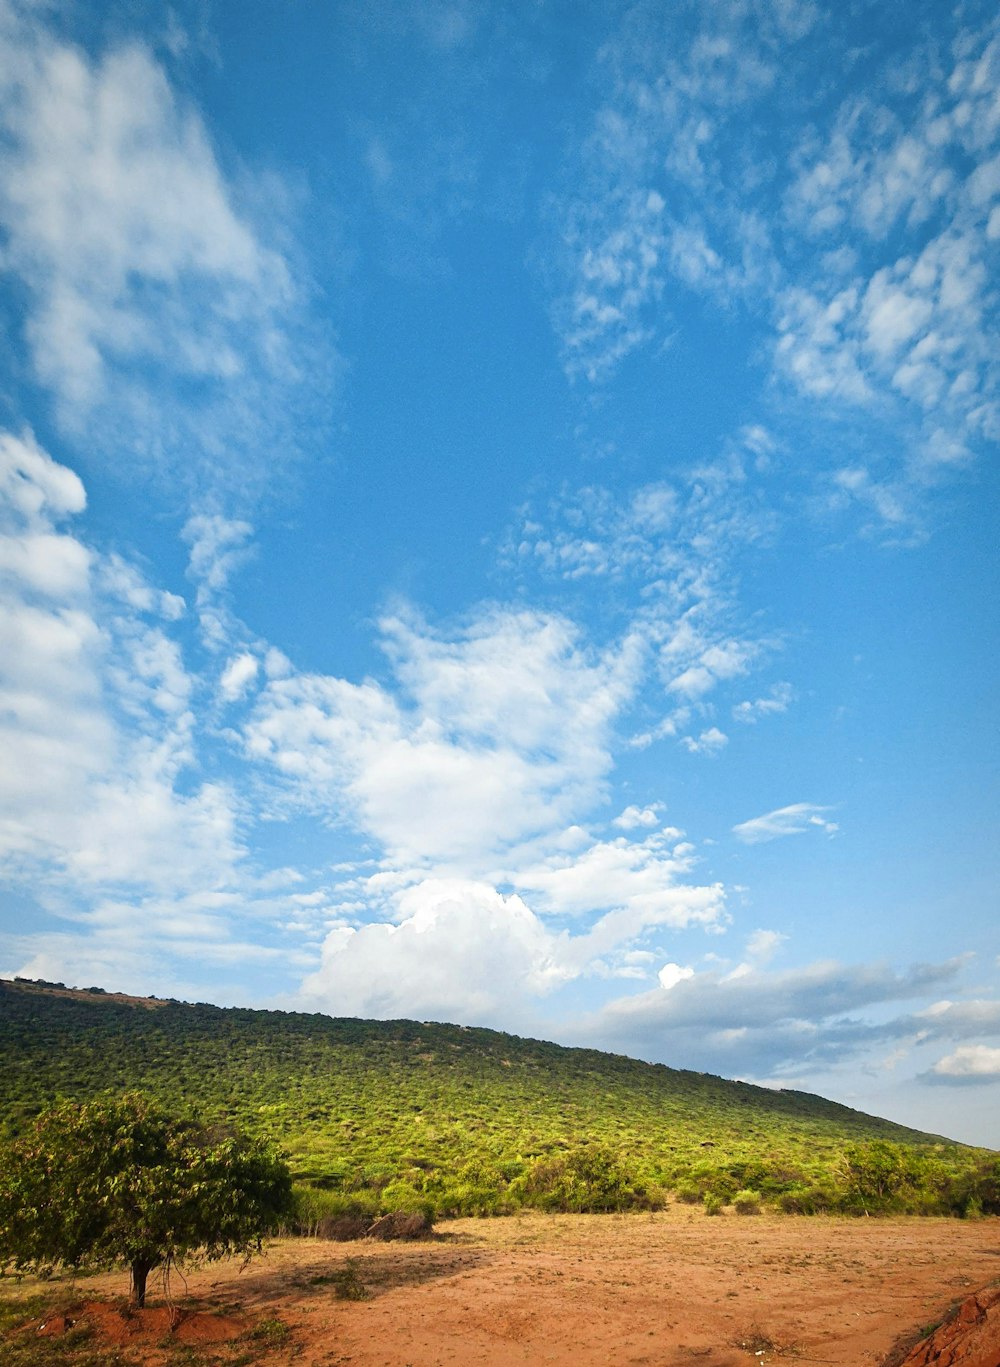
674 1183 702 1204
733 1189 761 1215
703 1192 724 1216
436 1183 514 1217
289 1185 380 1235
366 1210 434 1240
777 1185 836 1215
511 1144 656 1213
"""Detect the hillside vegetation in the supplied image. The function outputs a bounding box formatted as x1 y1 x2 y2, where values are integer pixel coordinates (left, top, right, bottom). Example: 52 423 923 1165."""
1 978 996 1220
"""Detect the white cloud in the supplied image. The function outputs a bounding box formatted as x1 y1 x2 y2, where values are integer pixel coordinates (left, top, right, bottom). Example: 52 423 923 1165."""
245 606 643 866
613 803 662 829
300 879 571 1025
0 8 328 499
0 429 86 523
0 431 273 987
98 554 185 621
775 21 1000 483
745 928 787 962
930 1044 1000 1081
511 829 720 925
182 514 256 650
680 726 728 755
732 682 794 723
733 802 838 844
549 4 1000 532
219 652 259 702
507 454 779 756
658 961 694 990
236 591 733 1019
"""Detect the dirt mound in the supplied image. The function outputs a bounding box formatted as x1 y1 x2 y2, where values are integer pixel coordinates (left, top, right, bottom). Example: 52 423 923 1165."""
27 1299 249 1348
887 1286 1000 1367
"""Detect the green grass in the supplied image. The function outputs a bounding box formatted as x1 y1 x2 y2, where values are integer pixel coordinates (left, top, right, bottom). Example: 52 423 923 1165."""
1 978 996 1218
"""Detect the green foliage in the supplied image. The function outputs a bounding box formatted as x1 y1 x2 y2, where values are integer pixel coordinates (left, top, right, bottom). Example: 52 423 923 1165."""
328 1259 369 1300
0 1092 292 1305
702 1192 724 1216
732 1189 761 1214
510 1144 655 1213
0 980 993 1223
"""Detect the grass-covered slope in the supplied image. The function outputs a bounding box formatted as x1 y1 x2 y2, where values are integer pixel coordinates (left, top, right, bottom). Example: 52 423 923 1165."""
1 978 993 1217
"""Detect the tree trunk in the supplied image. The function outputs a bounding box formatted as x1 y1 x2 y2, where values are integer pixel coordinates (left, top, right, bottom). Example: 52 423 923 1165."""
129 1258 155 1308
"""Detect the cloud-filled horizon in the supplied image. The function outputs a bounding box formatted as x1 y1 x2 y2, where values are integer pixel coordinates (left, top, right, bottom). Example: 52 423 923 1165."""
0 0 997 1146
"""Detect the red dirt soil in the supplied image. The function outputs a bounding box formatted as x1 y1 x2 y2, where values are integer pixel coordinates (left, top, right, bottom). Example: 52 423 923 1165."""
9 1209 1000 1366
31 1300 248 1345
890 1285 1000 1367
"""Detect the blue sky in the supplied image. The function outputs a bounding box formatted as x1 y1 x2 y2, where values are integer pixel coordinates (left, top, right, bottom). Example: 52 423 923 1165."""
0 0 998 1145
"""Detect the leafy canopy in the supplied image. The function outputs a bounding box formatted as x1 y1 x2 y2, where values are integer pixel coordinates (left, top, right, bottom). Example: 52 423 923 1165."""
0 1092 292 1304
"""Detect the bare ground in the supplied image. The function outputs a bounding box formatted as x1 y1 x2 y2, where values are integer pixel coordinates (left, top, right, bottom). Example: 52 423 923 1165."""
7 1209 1000 1366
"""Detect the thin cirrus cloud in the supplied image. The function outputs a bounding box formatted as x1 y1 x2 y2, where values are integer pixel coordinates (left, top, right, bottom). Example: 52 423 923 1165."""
549 0 1000 525
732 803 839 845
505 432 784 757
0 5 330 500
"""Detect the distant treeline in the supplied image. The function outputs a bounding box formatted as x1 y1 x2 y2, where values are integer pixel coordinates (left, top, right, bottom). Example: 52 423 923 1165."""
2 979 996 1220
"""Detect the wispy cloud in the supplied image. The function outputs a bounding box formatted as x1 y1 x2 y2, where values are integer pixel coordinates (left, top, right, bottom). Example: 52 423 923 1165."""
732 802 839 844
732 682 794 724
0 6 331 502
504 436 782 755
548 2 1000 529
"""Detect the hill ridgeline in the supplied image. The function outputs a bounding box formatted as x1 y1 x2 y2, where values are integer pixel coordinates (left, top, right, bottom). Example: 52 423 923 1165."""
1 977 995 1218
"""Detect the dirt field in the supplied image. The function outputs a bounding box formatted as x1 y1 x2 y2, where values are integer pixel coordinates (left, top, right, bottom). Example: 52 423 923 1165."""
9 1208 1000 1366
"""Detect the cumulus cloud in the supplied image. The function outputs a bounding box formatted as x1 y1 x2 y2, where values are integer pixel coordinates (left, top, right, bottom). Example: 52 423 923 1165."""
237 593 734 1020
733 802 839 844
300 879 567 1025
613 804 662 829
0 432 332 997
244 606 643 866
680 726 728 755
658 961 694 990
927 1044 1000 1084
219 652 260 702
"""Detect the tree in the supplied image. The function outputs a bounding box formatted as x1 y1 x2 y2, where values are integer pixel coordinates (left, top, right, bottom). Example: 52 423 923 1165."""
0 1092 293 1306
841 1139 908 1214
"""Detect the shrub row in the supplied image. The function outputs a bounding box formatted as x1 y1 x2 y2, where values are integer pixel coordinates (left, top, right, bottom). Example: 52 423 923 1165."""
287 1142 1000 1224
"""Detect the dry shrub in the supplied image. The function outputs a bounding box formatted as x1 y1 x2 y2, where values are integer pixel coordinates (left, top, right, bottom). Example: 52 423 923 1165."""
366 1211 433 1241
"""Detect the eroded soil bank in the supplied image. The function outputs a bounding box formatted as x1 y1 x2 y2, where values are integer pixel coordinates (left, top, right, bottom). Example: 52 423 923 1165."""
8 1208 1000 1366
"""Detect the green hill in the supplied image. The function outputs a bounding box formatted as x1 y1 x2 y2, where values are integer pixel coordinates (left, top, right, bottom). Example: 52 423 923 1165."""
1 978 994 1218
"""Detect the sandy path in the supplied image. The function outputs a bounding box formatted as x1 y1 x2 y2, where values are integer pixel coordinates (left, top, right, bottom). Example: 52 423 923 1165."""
14 1210 1000 1366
